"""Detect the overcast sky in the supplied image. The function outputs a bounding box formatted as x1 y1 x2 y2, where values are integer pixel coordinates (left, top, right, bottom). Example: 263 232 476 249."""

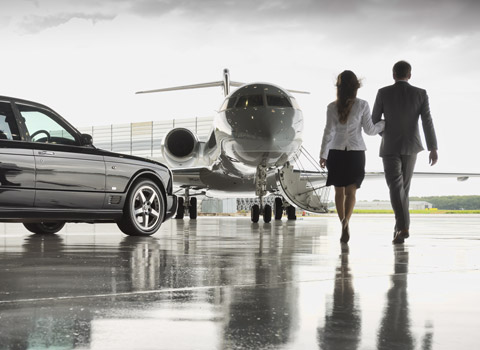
1 0 479 199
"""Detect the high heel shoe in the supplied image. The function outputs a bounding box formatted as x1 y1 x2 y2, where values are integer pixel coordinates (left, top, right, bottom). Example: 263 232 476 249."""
340 219 350 243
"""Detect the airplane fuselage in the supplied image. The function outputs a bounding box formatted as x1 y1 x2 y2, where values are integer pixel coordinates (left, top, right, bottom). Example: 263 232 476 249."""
213 83 304 178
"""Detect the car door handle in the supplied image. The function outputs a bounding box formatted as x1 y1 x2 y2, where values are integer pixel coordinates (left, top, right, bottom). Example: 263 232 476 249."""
37 151 55 156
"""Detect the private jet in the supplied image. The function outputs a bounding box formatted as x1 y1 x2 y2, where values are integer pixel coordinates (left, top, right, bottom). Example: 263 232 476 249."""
136 69 478 223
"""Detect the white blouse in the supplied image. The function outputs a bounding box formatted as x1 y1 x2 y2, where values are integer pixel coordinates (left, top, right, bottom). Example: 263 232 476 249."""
320 98 385 159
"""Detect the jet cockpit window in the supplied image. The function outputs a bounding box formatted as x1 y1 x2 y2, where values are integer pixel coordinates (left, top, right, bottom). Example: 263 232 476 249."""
290 97 300 110
220 99 229 111
266 95 292 108
227 98 237 109
235 94 264 108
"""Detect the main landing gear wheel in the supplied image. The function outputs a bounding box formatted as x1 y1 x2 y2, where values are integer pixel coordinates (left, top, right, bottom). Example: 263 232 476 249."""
251 204 260 223
287 205 297 221
175 197 185 219
189 197 197 219
263 204 272 223
117 179 165 236
23 222 65 234
274 197 283 220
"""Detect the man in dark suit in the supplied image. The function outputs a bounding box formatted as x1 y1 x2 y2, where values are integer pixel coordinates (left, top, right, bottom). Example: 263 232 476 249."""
372 61 438 244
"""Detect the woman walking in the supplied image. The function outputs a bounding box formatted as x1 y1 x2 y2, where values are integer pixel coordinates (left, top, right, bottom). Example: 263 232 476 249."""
320 70 384 243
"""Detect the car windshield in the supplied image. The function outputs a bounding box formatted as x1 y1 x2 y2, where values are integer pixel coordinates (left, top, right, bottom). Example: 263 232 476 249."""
17 104 77 145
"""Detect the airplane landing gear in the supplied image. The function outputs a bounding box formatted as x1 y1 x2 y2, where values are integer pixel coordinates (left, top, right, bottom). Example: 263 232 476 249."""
251 163 272 223
251 204 260 223
287 205 297 220
189 197 197 219
175 188 197 220
274 197 283 220
264 204 272 223
175 197 185 219
273 197 296 221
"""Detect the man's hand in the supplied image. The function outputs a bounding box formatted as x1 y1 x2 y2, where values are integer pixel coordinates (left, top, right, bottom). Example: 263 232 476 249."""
320 158 327 169
429 150 438 166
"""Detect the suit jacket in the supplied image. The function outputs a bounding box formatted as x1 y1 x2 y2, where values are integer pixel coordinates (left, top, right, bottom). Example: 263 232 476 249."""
371 81 437 157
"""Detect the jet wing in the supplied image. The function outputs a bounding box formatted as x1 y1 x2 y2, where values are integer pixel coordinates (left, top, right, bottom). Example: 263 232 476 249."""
365 172 480 182
171 166 257 194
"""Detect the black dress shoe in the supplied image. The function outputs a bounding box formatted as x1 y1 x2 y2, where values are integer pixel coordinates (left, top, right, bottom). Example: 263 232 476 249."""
392 233 404 244
392 229 409 244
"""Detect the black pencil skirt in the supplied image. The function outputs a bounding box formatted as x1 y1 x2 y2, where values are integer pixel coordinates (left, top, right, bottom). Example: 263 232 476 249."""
326 149 366 188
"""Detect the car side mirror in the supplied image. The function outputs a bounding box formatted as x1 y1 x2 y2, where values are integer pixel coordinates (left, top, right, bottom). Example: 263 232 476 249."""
80 133 93 146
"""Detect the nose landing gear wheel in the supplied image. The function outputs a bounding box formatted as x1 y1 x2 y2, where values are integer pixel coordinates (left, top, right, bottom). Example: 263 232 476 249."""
263 204 272 223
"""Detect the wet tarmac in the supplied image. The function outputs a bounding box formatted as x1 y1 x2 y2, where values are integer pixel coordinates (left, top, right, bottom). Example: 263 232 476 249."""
1 214 479 350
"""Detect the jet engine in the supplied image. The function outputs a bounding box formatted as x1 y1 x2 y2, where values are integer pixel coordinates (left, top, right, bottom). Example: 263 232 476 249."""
161 128 200 167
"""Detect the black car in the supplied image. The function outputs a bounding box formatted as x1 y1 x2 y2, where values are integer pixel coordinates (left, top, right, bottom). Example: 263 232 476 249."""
0 96 177 236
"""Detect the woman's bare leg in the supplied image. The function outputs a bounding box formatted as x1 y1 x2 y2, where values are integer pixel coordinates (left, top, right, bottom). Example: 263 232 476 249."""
334 186 345 222
344 184 357 225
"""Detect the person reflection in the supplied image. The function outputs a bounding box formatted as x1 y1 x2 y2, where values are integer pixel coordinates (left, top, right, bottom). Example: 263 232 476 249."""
318 245 361 350
377 246 414 350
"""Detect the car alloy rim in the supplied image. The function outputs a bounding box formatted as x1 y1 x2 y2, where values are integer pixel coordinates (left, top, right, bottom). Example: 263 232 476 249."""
132 185 161 231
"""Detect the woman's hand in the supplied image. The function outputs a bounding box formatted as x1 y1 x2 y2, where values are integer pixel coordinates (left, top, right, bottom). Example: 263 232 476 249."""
320 158 327 169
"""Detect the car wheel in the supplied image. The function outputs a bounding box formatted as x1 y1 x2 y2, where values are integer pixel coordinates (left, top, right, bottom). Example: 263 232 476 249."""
23 222 65 234
118 179 165 236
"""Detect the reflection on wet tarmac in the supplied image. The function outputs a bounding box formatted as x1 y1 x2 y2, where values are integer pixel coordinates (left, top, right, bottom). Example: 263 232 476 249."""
1 215 480 349
318 245 361 350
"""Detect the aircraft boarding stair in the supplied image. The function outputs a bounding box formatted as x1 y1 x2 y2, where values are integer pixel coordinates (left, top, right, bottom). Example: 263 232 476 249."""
276 148 331 213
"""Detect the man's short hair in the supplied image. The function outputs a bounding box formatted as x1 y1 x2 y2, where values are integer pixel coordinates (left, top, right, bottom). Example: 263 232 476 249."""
393 61 411 79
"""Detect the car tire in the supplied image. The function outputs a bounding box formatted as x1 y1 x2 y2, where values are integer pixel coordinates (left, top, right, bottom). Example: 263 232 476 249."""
117 179 165 236
23 222 65 234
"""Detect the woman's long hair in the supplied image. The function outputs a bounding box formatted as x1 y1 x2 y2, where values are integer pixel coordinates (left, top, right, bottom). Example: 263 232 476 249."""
336 70 361 124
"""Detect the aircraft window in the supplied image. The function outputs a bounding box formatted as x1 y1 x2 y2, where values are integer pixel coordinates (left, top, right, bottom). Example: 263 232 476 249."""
0 102 20 140
227 98 237 109
235 95 264 108
290 97 300 110
266 95 292 108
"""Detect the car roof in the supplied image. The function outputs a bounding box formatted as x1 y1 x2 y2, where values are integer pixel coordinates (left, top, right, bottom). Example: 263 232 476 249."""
0 95 54 111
